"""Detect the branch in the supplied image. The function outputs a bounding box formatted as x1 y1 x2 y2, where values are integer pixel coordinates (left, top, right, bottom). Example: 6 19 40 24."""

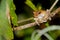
49 0 59 12
14 22 36 31
50 7 60 17
17 17 34 23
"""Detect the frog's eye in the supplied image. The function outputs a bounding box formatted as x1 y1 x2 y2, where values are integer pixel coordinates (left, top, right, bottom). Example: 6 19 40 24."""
38 11 41 14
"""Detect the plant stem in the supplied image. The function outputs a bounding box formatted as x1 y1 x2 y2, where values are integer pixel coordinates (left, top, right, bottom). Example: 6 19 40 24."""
14 22 36 31
51 7 60 17
49 0 59 12
17 17 34 23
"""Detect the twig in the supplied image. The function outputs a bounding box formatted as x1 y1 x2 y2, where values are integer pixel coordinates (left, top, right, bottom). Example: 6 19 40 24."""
49 0 59 12
14 22 36 31
50 7 60 17
17 17 34 23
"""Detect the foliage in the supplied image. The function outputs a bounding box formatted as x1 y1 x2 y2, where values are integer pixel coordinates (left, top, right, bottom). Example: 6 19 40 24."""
0 0 18 40
31 25 60 40
25 0 37 11
7 0 18 26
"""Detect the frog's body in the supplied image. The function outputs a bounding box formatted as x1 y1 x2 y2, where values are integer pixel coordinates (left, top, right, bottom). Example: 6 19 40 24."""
33 10 51 24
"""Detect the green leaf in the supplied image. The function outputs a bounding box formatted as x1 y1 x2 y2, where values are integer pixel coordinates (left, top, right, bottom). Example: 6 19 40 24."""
36 3 42 10
7 0 18 26
0 0 13 40
25 0 37 11
45 22 49 27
